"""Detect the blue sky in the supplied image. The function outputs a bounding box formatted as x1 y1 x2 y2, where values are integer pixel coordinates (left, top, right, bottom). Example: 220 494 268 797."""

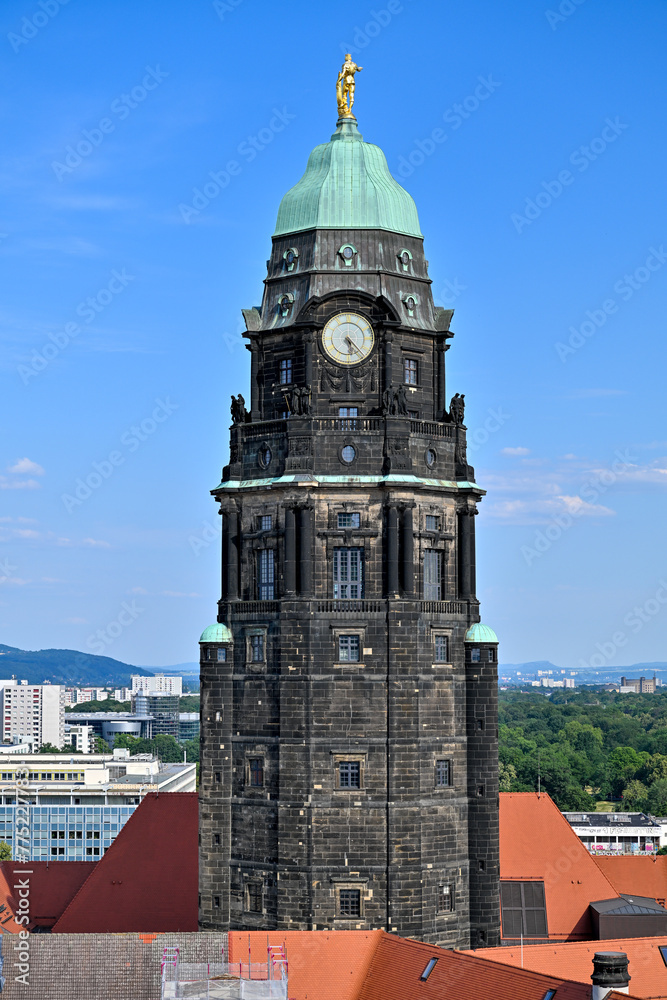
2 0 666 669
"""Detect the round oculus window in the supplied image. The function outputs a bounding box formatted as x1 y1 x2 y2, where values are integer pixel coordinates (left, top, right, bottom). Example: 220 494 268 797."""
425 448 436 468
341 445 356 464
342 246 354 260
258 445 272 469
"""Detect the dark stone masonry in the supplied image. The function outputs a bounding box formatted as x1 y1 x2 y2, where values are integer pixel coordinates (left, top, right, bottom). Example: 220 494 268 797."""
198 112 500 948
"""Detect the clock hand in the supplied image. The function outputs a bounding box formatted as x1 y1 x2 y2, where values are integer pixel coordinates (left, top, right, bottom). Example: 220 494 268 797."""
344 335 360 355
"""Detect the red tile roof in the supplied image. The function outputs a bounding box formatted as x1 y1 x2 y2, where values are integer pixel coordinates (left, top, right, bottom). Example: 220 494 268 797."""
355 932 636 1000
594 856 667 907
229 929 383 1000
52 792 198 933
0 860 95 932
500 792 619 940
466 936 667 1000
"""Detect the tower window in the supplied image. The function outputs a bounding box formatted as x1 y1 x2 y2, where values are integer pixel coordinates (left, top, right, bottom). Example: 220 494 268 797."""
333 548 364 599
260 514 273 531
438 884 454 913
426 515 440 531
435 759 452 787
257 549 275 600
338 407 358 430
341 445 356 464
248 757 264 787
487 648 495 662
246 882 263 913
423 550 442 600
214 834 221 845
338 512 361 529
279 358 293 385
337 888 361 917
250 635 265 662
337 760 361 788
471 648 481 663
404 358 418 385
338 635 360 662
434 635 448 662
217 647 227 662
214 896 220 908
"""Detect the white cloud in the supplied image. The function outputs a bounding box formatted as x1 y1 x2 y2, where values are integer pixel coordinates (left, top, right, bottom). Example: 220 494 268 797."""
501 447 530 457
8 458 45 476
0 477 41 490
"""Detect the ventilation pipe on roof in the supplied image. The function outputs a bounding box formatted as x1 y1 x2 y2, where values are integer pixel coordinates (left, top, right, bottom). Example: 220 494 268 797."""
591 952 630 1000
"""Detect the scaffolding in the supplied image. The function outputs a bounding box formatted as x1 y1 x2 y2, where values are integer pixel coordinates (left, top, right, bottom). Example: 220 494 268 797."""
161 941 288 1000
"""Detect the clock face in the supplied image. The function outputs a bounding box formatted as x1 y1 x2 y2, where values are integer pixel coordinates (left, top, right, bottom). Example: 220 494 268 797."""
321 312 374 366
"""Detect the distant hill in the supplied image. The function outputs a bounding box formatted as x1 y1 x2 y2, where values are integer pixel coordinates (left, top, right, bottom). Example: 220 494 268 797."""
138 662 199 674
0 645 154 687
500 660 561 672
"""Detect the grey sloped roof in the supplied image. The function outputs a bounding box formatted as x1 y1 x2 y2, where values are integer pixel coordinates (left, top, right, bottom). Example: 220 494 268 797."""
1 932 228 1000
590 894 667 915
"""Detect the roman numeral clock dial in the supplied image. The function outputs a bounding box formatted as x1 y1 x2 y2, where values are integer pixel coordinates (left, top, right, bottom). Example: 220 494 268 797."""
321 312 374 365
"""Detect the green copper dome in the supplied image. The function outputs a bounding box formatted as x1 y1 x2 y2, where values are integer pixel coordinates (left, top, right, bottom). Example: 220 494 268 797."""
199 623 232 643
464 623 499 644
274 118 422 238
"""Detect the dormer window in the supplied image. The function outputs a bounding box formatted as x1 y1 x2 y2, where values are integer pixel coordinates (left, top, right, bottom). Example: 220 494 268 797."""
279 293 294 318
397 248 413 272
338 244 358 267
283 247 299 271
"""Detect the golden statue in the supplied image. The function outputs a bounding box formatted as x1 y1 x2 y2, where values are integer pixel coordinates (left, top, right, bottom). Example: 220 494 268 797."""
336 54 363 119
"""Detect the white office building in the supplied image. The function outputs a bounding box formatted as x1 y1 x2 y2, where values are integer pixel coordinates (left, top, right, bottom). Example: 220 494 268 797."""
64 724 95 754
131 674 182 696
1 682 65 749
0 748 196 860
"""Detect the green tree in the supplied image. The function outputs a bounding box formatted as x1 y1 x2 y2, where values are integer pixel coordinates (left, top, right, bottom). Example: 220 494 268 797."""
94 737 110 753
37 742 61 754
622 779 649 811
183 739 199 763
499 762 517 791
152 734 183 763
646 779 667 816
0 841 12 860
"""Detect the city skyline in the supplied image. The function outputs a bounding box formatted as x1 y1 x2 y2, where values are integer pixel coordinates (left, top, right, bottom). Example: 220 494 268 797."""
2 0 667 667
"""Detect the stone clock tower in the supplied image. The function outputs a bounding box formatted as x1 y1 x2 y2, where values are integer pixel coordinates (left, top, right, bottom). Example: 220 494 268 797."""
198 92 500 949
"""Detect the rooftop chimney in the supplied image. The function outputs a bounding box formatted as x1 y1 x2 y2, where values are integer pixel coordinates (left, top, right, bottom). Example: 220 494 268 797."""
592 952 630 1000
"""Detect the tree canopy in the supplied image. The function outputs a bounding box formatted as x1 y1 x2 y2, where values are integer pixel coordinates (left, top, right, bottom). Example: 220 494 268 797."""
499 687 667 812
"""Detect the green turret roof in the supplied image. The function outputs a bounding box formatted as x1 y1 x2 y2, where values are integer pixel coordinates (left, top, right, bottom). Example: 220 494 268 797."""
199 623 232 643
274 118 422 238
464 623 499 644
